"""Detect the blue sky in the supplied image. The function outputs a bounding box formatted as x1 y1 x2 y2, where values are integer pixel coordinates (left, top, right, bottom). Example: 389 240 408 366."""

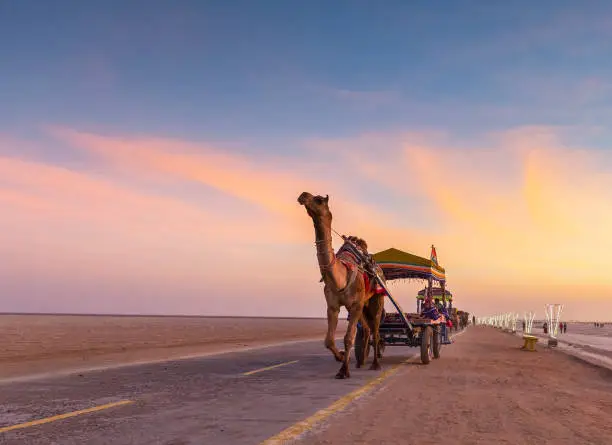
3 1 612 145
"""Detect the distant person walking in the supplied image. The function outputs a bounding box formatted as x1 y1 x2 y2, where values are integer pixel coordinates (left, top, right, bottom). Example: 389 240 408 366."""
564 322 567 333
543 322 548 334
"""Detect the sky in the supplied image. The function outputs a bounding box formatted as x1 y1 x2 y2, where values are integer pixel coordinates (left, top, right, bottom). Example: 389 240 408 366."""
2 1 612 320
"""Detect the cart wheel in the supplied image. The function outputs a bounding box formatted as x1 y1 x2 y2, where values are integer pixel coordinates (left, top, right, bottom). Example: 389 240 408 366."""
433 326 441 359
355 324 365 367
420 326 433 364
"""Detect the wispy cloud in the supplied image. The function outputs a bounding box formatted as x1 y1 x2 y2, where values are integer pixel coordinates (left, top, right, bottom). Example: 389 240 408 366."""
494 73 612 110
306 85 400 109
437 8 612 66
47 126 415 240
327 88 399 105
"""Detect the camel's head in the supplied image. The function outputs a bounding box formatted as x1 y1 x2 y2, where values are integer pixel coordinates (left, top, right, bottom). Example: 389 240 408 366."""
297 192 331 222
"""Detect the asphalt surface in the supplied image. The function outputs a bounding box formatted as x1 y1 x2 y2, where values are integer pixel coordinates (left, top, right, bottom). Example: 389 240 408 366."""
0 339 419 445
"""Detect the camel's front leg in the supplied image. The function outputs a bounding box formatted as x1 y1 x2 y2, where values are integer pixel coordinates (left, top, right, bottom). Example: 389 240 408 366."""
370 315 382 371
337 305 362 379
325 306 344 362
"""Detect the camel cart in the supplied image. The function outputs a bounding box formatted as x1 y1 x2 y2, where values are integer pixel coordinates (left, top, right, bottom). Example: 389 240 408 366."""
355 246 449 365
417 287 454 341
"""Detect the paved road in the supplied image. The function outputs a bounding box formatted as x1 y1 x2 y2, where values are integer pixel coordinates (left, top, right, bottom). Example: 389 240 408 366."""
0 340 419 445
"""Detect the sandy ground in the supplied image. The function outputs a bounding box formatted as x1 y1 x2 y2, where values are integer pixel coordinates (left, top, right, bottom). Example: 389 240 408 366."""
532 322 612 337
307 326 612 445
524 323 612 365
0 315 347 380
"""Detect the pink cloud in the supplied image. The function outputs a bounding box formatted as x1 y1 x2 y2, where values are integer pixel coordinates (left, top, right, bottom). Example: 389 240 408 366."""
47 126 417 242
48 126 327 219
0 151 313 292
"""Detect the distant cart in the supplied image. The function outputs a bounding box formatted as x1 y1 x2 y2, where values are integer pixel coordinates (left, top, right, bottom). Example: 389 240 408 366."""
355 246 451 365
416 287 453 311
418 287 459 332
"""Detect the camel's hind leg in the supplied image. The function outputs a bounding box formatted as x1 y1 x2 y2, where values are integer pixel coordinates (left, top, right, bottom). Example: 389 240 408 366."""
363 321 371 365
356 315 370 369
325 306 344 362
337 304 363 379
368 295 384 371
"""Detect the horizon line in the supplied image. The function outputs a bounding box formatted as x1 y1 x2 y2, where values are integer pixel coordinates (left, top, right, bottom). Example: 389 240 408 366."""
0 312 328 320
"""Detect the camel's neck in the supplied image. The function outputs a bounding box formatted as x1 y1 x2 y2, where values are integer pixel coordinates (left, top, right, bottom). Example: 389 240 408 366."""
312 218 347 290
313 218 334 266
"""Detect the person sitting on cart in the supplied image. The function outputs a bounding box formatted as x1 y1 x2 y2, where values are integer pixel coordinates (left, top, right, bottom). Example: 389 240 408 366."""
434 298 444 311
421 299 440 320
439 305 452 327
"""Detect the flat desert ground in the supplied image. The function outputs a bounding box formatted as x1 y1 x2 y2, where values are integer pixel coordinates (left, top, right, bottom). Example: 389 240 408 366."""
0 314 347 380
308 326 612 445
2 317 612 444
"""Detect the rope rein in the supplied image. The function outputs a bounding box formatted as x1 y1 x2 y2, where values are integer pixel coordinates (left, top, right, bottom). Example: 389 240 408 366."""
314 227 379 278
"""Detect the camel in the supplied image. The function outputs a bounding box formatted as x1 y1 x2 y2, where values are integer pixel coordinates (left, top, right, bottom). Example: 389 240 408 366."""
298 192 385 379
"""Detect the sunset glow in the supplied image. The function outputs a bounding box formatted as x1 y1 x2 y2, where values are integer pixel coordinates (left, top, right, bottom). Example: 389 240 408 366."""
2 2 612 320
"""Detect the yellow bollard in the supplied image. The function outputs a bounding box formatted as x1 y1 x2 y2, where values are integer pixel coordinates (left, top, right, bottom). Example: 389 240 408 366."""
521 334 538 351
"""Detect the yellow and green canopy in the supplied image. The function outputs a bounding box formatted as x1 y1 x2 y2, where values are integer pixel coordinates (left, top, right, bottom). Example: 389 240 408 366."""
372 247 446 282
416 287 452 301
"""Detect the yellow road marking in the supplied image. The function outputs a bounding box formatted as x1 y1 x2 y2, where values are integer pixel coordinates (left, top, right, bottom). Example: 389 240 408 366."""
260 331 467 444
0 400 134 434
260 357 417 444
243 360 299 376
